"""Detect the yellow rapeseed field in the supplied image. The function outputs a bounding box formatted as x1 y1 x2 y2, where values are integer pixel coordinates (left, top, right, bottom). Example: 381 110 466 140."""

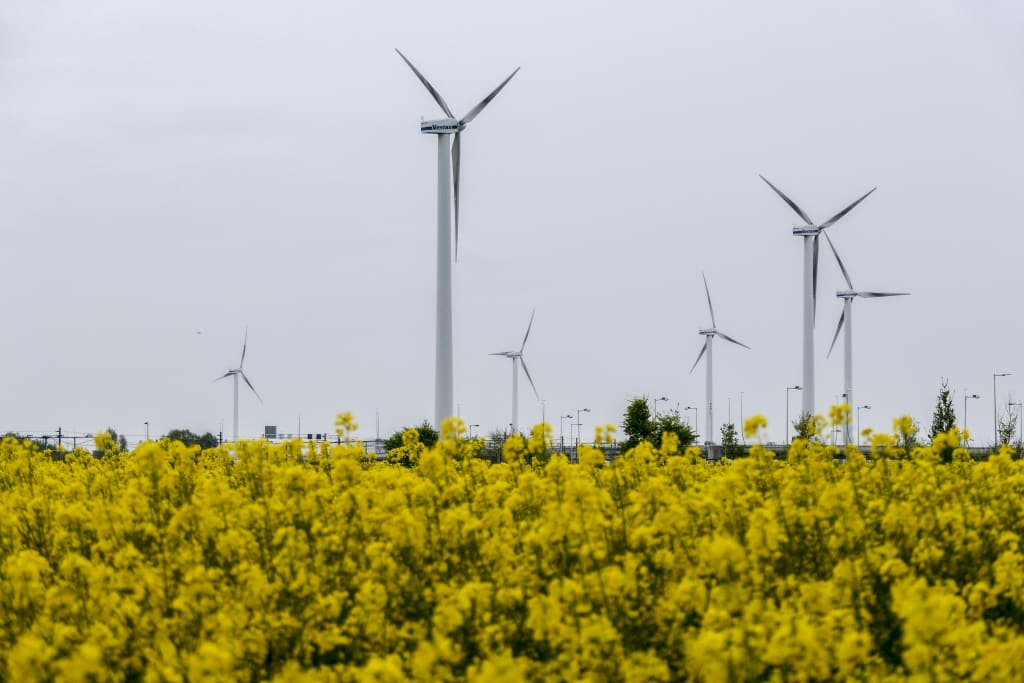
2 413 1024 682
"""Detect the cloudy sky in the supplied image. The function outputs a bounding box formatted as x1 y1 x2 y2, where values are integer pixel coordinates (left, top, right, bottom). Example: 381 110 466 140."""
2 1 1022 447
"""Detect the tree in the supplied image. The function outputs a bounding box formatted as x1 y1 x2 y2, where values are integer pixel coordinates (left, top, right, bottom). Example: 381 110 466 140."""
930 379 957 440
720 423 742 457
383 421 439 452
653 410 697 450
621 397 655 452
166 429 219 450
998 409 1018 448
622 400 696 453
793 412 816 440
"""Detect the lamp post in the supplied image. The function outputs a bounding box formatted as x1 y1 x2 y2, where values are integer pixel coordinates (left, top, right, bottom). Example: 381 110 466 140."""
575 408 590 447
856 405 870 446
994 373 1012 447
560 414 573 451
786 385 802 443
1010 401 1023 447
964 392 980 444
684 405 697 433
652 396 669 420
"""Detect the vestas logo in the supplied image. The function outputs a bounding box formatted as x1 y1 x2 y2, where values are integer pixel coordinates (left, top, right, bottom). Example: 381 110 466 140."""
420 121 460 133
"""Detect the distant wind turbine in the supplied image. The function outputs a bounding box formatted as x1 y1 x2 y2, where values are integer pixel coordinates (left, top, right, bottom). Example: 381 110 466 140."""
823 233 908 445
760 175 876 418
215 329 262 442
690 274 749 448
490 309 539 434
396 49 519 429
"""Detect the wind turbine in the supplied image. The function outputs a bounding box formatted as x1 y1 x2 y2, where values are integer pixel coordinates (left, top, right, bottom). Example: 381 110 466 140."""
490 309 539 434
690 273 749 449
823 233 908 445
215 329 262 442
760 175 876 418
396 49 519 429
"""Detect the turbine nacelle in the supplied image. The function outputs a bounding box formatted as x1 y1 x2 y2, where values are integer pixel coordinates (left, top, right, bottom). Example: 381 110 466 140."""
420 118 461 134
792 226 820 236
699 328 716 336
837 290 858 299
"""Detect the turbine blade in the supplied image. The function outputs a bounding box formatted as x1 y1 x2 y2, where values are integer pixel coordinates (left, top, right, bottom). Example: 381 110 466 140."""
395 49 454 118
520 355 540 400
459 67 520 125
240 327 248 367
489 351 514 356
819 187 876 229
760 174 814 226
858 291 910 298
214 371 233 382
702 272 716 328
717 332 751 350
690 339 708 374
812 233 819 324
452 131 461 262
520 308 535 352
823 230 854 290
827 309 845 359
240 371 263 403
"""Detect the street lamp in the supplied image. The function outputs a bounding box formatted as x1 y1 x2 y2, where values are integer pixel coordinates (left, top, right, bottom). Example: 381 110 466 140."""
994 373 1012 447
856 405 870 446
786 385 802 443
560 414 573 451
575 408 591 448
652 396 669 420
684 405 697 433
964 392 980 444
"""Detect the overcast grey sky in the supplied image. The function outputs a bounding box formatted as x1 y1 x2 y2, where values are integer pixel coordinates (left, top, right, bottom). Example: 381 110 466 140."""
2 1 1023 446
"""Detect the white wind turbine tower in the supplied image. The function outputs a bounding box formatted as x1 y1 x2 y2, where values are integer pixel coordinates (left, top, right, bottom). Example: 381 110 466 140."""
396 49 519 429
760 175 876 418
490 309 539 434
215 329 262 442
823 233 908 445
690 274 749 448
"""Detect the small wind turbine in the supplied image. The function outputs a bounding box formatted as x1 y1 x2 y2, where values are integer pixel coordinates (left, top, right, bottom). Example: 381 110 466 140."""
397 49 519 429
490 309 539 434
690 274 749 448
215 329 262 442
823 233 908 445
760 175 876 418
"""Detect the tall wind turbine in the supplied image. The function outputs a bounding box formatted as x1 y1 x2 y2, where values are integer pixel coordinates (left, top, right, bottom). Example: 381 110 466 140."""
396 49 519 429
760 175 876 418
823 233 908 445
215 329 262 442
690 274 749 448
490 309 539 434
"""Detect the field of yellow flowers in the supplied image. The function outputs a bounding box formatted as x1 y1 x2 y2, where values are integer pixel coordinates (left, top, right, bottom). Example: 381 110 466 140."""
2 414 1024 682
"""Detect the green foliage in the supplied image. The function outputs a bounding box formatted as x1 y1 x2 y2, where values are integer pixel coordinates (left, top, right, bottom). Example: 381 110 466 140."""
622 399 695 453
720 423 742 457
793 412 816 441
998 409 1018 448
384 421 439 452
621 397 655 452
166 429 219 450
929 379 957 440
654 410 697 450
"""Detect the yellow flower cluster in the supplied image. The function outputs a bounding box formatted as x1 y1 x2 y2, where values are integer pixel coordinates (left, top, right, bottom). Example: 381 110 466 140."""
2 418 1024 681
